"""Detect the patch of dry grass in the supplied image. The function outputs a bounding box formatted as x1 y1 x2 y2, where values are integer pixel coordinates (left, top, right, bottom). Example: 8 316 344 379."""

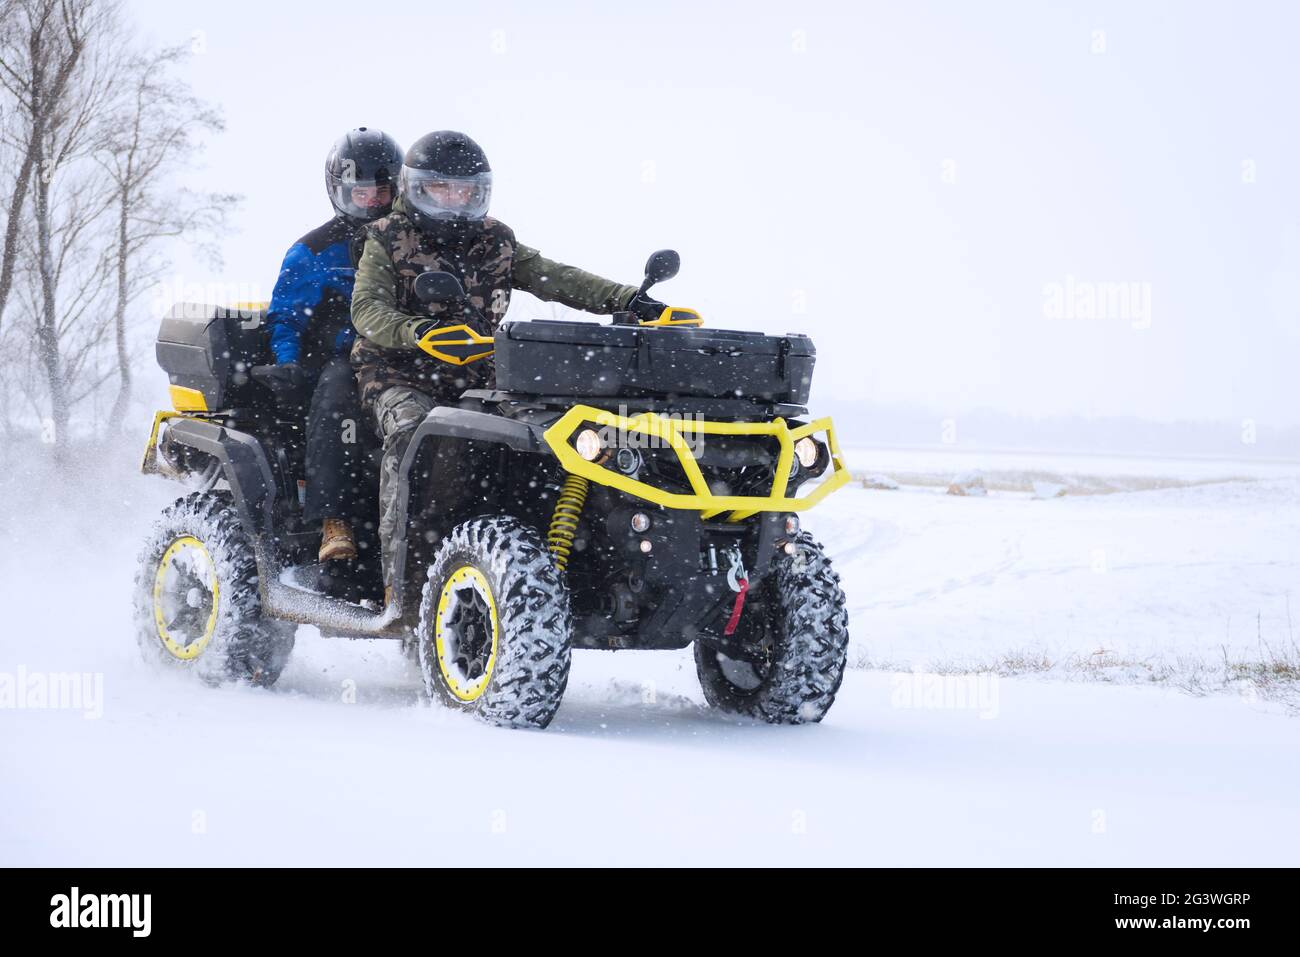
852 637 1300 714
852 469 1253 497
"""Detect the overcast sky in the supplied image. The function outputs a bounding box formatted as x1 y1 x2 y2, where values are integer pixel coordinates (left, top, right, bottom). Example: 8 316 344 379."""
131 0 1300 430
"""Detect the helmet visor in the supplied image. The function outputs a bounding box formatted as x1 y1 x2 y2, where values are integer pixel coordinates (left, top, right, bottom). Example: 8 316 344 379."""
401 166 492 222
326 170 394 221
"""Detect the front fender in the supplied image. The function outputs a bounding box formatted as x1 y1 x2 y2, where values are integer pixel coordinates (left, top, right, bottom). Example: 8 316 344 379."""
386 405 552 618
145 415 278 537
406 406 548 456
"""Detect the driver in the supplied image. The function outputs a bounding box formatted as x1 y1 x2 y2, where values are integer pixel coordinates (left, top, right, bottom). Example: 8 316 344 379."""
349 130 666 605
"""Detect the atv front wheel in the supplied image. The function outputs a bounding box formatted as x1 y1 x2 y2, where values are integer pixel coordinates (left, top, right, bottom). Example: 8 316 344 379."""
418 516 572 728
133 492 294 686
695 531 849 723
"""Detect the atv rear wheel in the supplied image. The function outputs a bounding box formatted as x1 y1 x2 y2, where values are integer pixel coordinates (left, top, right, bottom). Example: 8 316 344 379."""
418 516 572 728
133 492 294 686
695 531 849 723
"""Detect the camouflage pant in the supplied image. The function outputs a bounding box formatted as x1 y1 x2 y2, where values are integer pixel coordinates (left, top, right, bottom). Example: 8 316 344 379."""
372 385 437 592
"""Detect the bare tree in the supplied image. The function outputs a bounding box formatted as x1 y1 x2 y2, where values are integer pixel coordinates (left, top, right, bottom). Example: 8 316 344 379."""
97 43 233 430
1 0 235 453
0 0 96 330
0 0 129 456
5 155 117 432
26 1 121 455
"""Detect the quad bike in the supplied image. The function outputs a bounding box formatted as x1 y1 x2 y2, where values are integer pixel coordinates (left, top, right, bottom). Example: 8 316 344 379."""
136 249 852 728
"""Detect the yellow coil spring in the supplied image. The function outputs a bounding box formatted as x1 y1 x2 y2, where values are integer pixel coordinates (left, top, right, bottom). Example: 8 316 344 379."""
547 474 590 570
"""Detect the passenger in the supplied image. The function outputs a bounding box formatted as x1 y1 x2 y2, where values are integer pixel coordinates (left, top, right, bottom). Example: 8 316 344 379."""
257 128 403 561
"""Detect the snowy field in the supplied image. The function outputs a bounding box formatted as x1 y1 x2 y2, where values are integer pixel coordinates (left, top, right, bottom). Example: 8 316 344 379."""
828 447 1300 674
1 445 1298 866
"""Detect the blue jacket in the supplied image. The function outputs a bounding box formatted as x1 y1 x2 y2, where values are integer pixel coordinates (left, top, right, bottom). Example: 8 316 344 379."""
266 216 361 366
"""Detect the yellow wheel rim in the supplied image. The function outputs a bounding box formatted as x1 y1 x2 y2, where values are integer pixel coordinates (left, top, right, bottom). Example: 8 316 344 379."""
152 536 220 660
435 565 499 702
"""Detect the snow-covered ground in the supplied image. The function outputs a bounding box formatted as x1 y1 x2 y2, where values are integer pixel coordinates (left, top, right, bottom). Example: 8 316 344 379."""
1 445 1297 865
3 647 1297 866
819 451 1300 673
842 444 1300 484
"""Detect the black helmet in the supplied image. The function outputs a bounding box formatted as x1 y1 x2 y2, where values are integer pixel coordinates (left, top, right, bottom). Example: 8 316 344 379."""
324 128 403 222
399 131 493 236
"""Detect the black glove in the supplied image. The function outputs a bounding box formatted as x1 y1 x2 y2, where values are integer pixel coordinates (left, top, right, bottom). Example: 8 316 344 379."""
251 362 309 409
625 292 668 324
411 310 489 346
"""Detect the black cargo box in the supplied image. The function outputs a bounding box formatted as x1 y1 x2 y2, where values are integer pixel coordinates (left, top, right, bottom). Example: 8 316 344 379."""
156 304 270 411
494 320 816 404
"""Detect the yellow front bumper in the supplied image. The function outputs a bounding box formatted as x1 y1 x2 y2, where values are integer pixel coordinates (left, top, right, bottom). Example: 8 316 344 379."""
541 404 849 521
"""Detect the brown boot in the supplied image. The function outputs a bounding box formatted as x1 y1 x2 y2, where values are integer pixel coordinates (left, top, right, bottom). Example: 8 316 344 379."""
319 518 357 562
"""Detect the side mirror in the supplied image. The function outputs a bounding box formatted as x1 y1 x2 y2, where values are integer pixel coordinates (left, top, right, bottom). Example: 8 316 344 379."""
639 249 680 294
414 271 466 305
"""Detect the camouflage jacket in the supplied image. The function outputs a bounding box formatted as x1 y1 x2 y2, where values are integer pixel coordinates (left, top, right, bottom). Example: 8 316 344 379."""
350 198 638 408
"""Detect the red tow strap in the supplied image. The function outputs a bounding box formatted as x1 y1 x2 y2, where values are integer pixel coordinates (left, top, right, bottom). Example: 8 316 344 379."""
723 578 750 636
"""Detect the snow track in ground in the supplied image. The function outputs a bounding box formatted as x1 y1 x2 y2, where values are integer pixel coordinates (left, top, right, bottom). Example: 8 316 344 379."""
2 641 1296 866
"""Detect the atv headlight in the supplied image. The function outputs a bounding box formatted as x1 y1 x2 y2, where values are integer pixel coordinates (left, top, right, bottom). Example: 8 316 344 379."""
575 428 603 461
794 436 819 469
